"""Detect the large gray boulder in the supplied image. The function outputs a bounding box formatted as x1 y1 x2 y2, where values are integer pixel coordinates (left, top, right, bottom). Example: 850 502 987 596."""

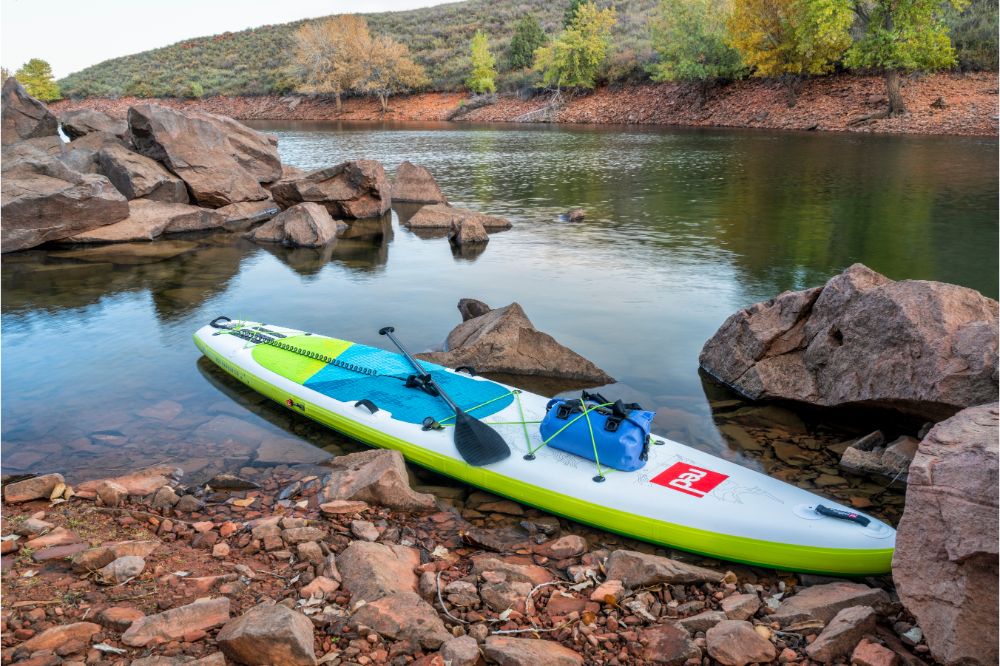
65 199 226 243
1 153 129 252
1 77 58 145
699 263 998 420
127 104 270 207
418 301 614 384
391 161 446 203
59 108 128 140
244 202 345 248
893 403 998 666
97 142 189 203
270 160 391 219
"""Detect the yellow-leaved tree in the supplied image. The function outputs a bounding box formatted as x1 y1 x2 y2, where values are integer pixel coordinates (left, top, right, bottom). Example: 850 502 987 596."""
357 35 429 112
292 16 371 111
466 30 497 94
727 0 853 104
14 59 61 101
533 2 617 90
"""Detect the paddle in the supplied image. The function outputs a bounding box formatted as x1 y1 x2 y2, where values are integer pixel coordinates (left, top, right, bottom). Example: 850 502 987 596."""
379 326 511 467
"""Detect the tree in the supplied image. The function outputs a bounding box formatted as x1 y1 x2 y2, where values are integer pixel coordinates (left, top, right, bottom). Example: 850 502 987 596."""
14 59 61 101
845 0 965 115
357 35 428 112
564 0 586 26
727 0 853 104
1 67 10 82
466 31 498 93
507 15 547 70
649 0 745 92
292 16 371 111
533 2 617 90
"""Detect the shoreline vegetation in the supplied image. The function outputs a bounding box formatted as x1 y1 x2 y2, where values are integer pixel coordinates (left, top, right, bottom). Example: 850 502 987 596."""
51 72 998 137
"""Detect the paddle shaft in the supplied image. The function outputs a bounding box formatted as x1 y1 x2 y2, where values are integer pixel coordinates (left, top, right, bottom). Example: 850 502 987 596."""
379 327 462 415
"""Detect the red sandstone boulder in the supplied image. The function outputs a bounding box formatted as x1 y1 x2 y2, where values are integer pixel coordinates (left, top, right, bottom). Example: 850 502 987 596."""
244 202 344 247
893 403 999 666
1 77 58 144
216 603 316 666
59 108 128 141
66 199 225 243
96 142 188 202
699 264 998 420
391 161 447 203
270 160 391 218
405 202 510 230
319 449 435 511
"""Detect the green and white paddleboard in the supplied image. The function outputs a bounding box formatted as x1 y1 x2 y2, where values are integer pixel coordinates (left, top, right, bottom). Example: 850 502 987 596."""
194 319 895 575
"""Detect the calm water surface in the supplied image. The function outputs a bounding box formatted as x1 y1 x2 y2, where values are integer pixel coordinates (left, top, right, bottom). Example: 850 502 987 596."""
3 122 996 516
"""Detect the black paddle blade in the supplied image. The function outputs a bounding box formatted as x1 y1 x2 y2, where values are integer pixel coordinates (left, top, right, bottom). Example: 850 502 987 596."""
453 411 511 466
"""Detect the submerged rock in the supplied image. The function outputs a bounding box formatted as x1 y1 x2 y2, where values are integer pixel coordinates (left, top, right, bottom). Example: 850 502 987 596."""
893 403 998 666
1 77 58 144
128 104 270 207
449 217 489 245
391 160 447 203
699 263 998 420
406 202 511 230
270 160 391 218
839 433 918 480
244 202 345 247
418 302 613 383
60 108 128 141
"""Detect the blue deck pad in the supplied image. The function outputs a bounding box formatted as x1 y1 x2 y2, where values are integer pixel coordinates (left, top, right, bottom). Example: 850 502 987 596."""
303 343 515 424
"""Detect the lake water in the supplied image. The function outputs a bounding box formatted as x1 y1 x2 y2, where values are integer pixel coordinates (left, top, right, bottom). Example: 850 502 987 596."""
3 122 996 521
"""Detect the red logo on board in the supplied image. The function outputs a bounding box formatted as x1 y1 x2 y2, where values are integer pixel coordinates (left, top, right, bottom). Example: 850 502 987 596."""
651 463 728 498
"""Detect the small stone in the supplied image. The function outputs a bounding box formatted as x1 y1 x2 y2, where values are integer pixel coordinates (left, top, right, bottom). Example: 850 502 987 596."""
604 550 722 587
15 517 54 536
282 526 326 544
217 602 317 665
122 597 230 647
212 543 231 559
706 620 777 666
4 473 64 503
350 520 379 542
483 636 583 666
97 606 145 631
590 579 625 603
772 582 888 626
805 605 877 662
97 555 145 584
96 480 127 507
25 526 81 549
441 635 479 666
565 208 585 222
319 499 370 515
639 621 701 664
852 638 900 666
349 591 451 649
297 541 324 566
175 494 203 512
20 622 101 652
535 534 587 559
300 576 339 600
678 610 727 633
720 593 761 621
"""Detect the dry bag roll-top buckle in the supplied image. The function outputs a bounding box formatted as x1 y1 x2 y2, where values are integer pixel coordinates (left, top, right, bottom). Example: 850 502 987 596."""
555 404 573 420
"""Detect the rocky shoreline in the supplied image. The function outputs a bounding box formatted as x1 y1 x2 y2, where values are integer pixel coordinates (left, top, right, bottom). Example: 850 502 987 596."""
0 447 948 666
50 73 998 137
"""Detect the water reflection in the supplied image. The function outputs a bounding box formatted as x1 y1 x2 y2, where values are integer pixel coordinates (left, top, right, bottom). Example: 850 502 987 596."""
3 123 996 525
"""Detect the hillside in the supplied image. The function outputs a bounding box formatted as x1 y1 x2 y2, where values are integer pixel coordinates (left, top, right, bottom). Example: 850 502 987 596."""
56 0 997 100
58 0 656 98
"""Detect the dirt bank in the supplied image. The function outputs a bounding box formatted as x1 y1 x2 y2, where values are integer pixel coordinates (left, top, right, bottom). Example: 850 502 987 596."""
52 73 998 136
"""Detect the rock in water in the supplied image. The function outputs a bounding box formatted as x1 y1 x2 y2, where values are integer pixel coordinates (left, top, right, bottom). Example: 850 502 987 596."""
699 263 998 420
392 160 447 203
244 202 344 247
417 302 614 383
893 403 999 666
59 108 128 140
97 142 189 202
216 603 316 666
406 202 511 230
449 217 489 245
127 104 269 207
458 298 492 321
270 160 391 218
66 199 225 243
319 449 436 511
1 77 58 144
1 153 129 252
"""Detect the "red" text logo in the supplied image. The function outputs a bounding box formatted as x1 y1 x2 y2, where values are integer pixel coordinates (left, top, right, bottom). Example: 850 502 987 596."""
651 463 728 498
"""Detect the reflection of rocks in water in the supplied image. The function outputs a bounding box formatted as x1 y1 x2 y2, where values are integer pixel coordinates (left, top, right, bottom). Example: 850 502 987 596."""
255 214 392 276
404 226 451 241
391 202 423 227
148 242 247 321
340 212 392 241
450 241 487 262
257 242 336 277
483 373 607 399
49 240 200 265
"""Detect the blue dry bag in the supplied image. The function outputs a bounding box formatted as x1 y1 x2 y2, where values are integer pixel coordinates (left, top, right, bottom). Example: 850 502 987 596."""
539 391 654 472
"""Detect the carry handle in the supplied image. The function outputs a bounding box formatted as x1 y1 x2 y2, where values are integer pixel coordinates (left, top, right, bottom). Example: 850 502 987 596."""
816 504 871 527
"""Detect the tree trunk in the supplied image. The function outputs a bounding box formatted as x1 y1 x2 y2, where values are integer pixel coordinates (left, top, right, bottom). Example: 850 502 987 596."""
782 74 801 107
379 94 388 113
885 69 906 116
335 91 342 112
